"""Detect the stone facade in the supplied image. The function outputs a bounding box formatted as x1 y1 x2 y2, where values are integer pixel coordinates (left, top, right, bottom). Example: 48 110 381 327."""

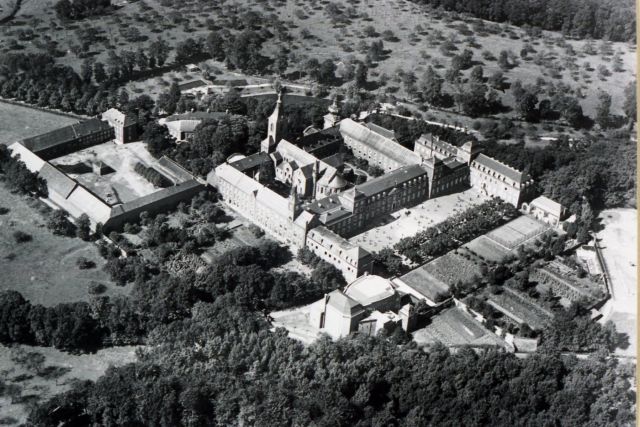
306 226 373 283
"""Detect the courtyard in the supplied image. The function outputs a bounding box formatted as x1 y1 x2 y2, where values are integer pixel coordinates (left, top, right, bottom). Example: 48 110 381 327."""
349 189 487 253
50 141 162 205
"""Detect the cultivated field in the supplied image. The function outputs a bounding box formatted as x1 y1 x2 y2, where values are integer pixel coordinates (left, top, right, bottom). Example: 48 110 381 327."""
485 215 549 250
0 344 139 426
349 188 487 252
51 141 161 204
0 102 79 144
0 185 127 306
423 249 483 286
412 306 505 348
486 288 553 330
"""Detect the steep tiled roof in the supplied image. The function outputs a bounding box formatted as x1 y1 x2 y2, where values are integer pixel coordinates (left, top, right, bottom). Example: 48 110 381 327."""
530 196 563 217
102 108 137 126
39 163 77 198
229 152 271 172
473 154 529 184
8 142 46 172
20 119 111 154
326 290 364 315
339 119 421 167
355 164 428 197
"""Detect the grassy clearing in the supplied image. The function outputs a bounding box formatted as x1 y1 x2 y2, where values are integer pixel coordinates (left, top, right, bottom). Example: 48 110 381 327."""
0 343 139 426
0 102 79 144
0 184 129 306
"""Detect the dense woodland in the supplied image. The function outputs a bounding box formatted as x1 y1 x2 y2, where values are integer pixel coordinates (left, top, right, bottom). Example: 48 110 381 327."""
411 0 635 42
25 297 635 426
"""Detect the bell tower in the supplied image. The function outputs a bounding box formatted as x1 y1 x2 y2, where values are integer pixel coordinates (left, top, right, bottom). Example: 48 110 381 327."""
261 91 284 153
323 95 341 129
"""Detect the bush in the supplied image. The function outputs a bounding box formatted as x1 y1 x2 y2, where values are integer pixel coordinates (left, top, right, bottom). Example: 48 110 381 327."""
12 231 32 243
88 282 107 295
76 257 96 270
47 210 74 236
0 207 9 215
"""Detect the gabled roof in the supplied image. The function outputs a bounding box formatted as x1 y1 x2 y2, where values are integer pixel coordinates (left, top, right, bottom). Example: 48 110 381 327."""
8 142 46 172
326 290 364 315
355 164 429 197
229 152 271 172
339 119 421 167
530 196 564 217
102 108 137 126
473 154 529 184
276 140 317 168
39 163 77 198
364 122 396 140
20 119 111 154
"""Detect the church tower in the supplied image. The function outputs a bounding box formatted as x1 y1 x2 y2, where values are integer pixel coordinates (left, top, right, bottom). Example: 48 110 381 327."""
323 95 341 129
288 188 300 220
261 91 285 153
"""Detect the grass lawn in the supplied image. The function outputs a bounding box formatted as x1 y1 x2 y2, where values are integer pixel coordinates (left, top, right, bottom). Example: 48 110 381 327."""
0 343 139 426
0 184 129 306
0 102 79 144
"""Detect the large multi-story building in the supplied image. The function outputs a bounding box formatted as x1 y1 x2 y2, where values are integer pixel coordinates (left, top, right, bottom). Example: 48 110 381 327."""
211 92 536 282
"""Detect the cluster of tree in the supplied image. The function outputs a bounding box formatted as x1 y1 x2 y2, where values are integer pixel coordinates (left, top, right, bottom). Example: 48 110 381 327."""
395 198 519 263
0 146 48 197
511 80 587 128
0 291 104 352
410 0 635 42
54 0 112 21
0 53 154 118
483 136 636 209
28 300 635 426
368 113 475 149
133 162 171 188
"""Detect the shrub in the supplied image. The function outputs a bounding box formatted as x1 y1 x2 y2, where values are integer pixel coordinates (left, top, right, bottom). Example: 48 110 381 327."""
88 282 107 295
12 231 32 243
76 257 96 270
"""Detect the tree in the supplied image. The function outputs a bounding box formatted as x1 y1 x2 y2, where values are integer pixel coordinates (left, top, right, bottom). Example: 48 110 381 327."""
80 59 93 83
622 81 636 124
469 65 484 83
516 92 539 122
142 122 174 158
75 214 91 241
149 38 170 66
419 66 443 105
274 49 288 75
595 92 611 129
93 61 107 83
354 62 368 88
47 209 74 236
498 50 510 70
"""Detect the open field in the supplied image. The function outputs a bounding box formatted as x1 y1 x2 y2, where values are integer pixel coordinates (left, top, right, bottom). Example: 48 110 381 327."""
0 185 128 306
270 303 322 345
51 141 160 204
349 188 486 252
0 344 139 426
596 208 637 358
413 306 506 349
0 102 79 144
